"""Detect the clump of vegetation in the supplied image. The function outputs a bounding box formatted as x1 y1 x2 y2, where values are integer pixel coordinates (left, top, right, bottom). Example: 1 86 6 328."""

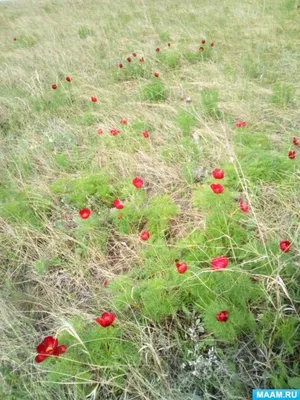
159 31 171 42
157 51 181 69
1 1 299 399
113 60 147 81
176 108 197 136
272 82 295 106
51 172 114 208
201 89 220 118
78 25 96 39
141 77 167 101
183 43 214 63
13 35 37 48
0 185 51 228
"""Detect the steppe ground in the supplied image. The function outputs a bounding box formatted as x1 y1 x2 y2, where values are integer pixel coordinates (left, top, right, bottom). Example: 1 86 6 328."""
0 0 299 399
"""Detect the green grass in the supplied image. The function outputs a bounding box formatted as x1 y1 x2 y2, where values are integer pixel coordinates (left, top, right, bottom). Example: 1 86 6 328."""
0 0 299 399
176 108 197 137
78 25 96 39
272 82 295 106
141 76 167 101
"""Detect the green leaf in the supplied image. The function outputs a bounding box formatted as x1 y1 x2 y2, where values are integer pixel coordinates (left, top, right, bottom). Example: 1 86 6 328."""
288 377 300 389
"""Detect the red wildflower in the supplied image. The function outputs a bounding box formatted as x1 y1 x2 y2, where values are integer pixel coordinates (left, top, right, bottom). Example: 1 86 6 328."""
97 128 103 135
110 128 120 136
66 76 72 82
154 72 159 77
235 121 247 128
176 262 187 274
142 130 149 138
127 57 131 62
91 96 97 103
120 119 127 125
239 200 249 213
103 280 109 287
35 336 67 363
119 63 123 68
52 84 57 90
132 177 144 188
210 42 215 47
140 231 150 241
210 256 229 270
156 47 160 52
95 312 116 327
168 42 171 47
199 46 204 51
210 183 224 194
13 37 17 41
279 241 291 253
292 137 299 146
288 151 296 159
202 39 206 44
79 208 91 219
216 310 229 322
212 169 225 179
140 57 144 62
132 52 137 57
113 199 124 209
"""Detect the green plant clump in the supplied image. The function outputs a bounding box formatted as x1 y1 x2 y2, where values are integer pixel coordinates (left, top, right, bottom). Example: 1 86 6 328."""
141 77 167 101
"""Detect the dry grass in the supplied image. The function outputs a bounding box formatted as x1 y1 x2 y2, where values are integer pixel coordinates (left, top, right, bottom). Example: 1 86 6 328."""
0 0 300 398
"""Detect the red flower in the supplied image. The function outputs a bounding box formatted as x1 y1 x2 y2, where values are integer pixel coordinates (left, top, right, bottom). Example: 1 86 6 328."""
168 42 171 47
140 57 144 62
132 177 144 188
216 310 229 322
13 37 17 41
79 208 91 219
288 151 296 159
118 214 123 219
119 63 123 68
176 262 187 274
52 84 57 90
239 200 249 213
199 46 204 51
142 130 149 138
235 121 247 128
91 96 97 103
210 256 229 270
35 336 67 363
202 39 206 44
279 241 291 253
120 119 127 125
292 137 299 146
210 183 224 194
95 312 116 327
103 280 109 287
156 47 160 52
127 57 131 62
132 52 137 57
110 128 120 136
97 128 103 135
113 199 124 209
210 42 215 47
212 168 225 179
154 72 159 77
66 76 72 82
140 231 150 241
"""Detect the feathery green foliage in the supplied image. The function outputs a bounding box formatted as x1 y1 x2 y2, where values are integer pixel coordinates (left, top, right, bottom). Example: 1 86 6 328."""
1 0 299 398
